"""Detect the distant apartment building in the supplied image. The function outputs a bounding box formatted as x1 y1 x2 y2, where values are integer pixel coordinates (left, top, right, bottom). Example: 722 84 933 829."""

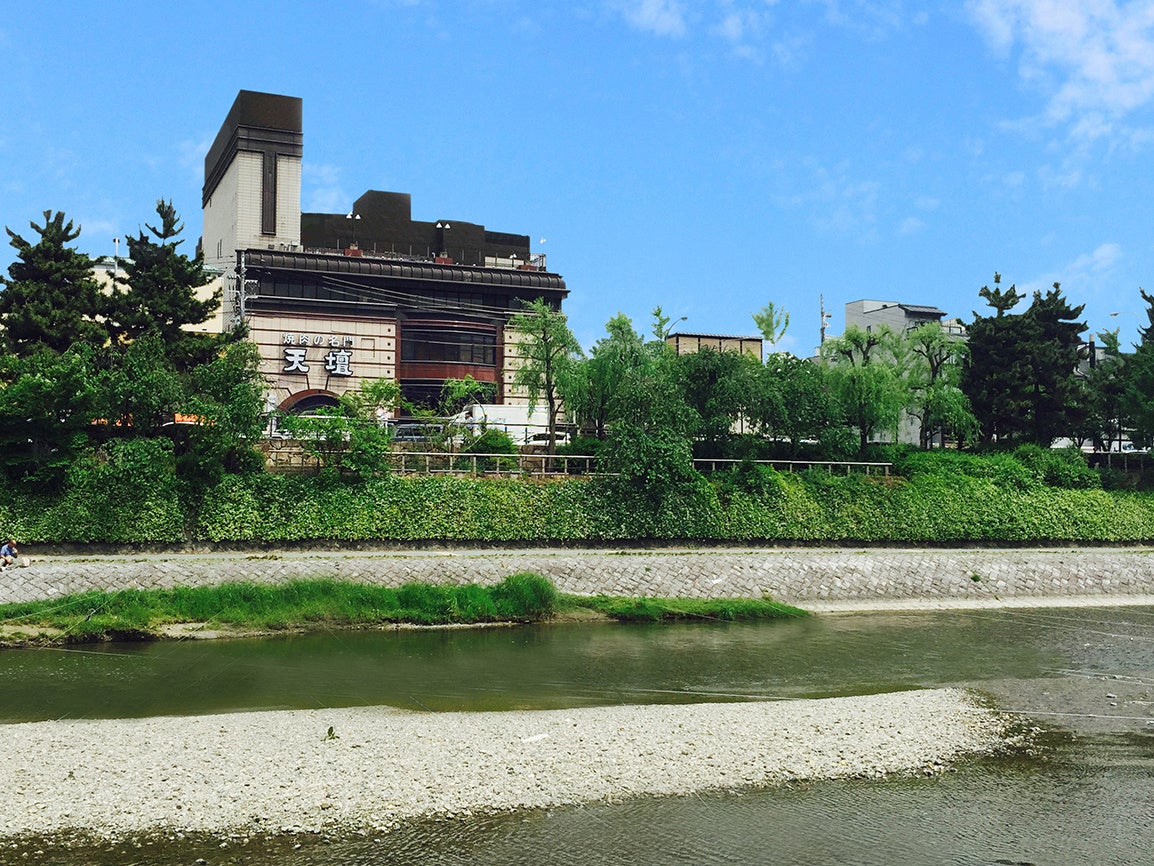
199 90 567 416
844 299 966 338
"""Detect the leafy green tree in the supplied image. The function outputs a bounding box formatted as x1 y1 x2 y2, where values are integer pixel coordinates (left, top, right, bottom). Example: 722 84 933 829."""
906 322 977 448
507 298 581 453
961 275 1029 444
97 334 184 437
110 200 221 369
1076 329 1126 452
675 347 760 456
0 345 101 484
280 379 402 479
1121 288 1154 448
439 376 496 416
752 301 789 347
1020 284 1089 446
650 304 685 341
598 335 700 494
178 340 269 481
753 353 839 455
820 324 909 452
561 313 645 439
0 211 109 355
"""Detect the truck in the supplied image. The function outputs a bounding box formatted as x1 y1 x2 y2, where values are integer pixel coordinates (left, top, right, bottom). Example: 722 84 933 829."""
448 403 553 445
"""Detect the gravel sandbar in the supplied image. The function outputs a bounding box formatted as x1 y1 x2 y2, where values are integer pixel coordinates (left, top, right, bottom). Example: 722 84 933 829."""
0 688 1008 839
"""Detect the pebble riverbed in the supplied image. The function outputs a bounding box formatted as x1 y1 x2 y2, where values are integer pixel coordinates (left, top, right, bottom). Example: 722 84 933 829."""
0 688 1010 840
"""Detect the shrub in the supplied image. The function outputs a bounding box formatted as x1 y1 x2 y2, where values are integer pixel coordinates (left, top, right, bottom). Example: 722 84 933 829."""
713 461 786 504
1013 444 1100 490
456 428 519 472
896 449 1040 491
558 435 603 457
489 572 557 619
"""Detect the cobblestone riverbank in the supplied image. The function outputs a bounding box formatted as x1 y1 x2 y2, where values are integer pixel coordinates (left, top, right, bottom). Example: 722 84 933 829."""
2 546 1154 610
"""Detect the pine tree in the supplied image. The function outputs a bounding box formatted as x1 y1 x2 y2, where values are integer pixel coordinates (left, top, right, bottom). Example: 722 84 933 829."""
0 211 108 355
109 200 221 368
962 276 1087 446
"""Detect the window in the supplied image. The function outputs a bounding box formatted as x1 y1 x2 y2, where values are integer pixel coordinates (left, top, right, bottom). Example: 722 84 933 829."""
401 328 497 365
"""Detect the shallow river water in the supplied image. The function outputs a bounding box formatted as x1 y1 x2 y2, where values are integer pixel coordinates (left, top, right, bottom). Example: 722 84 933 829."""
2 606 1153 865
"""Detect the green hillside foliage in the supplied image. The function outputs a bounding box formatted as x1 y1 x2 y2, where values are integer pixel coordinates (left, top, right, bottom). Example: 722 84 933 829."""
4 448 1154 545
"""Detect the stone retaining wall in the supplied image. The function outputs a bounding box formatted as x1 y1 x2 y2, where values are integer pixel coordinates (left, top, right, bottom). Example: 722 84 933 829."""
3 547 1154 607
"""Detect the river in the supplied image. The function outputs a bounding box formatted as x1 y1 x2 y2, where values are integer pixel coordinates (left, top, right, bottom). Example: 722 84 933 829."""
1 605 1152 865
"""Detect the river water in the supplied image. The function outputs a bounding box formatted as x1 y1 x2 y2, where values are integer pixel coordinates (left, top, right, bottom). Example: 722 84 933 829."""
2 606 1153 865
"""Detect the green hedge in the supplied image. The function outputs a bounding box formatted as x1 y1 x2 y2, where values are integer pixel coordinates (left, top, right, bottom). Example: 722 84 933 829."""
6 455 1154 545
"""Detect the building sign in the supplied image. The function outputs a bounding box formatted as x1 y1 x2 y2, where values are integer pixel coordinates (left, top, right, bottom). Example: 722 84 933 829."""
281 332 355 376
283 332 355 347
323 348 353 376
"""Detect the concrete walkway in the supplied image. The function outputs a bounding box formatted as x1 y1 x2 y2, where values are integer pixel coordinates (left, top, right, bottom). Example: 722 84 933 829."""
3 546 1154 610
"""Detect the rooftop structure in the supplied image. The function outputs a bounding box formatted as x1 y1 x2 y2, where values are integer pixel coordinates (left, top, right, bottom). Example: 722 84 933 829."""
665 332 763 361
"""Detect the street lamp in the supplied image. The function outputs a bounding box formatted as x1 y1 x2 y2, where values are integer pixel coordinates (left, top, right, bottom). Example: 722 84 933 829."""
662 316 688 339
345 212 361 248
435 221 451 258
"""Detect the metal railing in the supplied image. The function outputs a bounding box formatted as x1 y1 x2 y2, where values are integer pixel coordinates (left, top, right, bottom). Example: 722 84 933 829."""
385 452 891 478
261 437 893 478
690 457 892 476
387 451 595 477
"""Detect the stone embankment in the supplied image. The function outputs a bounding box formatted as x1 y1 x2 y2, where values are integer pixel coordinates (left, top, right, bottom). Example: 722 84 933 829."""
3 546 1154 610
0 688 1008 840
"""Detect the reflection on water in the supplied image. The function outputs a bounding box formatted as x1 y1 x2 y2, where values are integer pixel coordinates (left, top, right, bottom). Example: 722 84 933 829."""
2 606 1154 865
0 610 1074 722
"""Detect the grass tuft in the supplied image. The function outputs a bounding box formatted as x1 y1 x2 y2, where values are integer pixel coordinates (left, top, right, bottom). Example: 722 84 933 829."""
563 594 807 623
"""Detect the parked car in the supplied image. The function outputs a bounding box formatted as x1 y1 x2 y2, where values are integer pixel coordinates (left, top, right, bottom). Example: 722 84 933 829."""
526 431 570 448
391 423 443 444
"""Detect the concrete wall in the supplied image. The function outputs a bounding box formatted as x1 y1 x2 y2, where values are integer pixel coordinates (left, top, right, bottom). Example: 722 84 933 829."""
6 547 1154 609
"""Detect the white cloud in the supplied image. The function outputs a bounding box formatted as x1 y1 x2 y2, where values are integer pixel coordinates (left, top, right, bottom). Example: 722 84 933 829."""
303 164 348 214
776 159 882 240
178 137 212 191
811 0 908 38
615 0 689 37
74 219 120 248
966 0 1154 140
1069 241 1123 273
1037 161 1083 189
897 215 925 235
612 0 914 61
1016 242 1124 310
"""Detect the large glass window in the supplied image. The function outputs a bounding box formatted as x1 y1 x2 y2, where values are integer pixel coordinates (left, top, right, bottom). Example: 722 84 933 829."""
401 328 496 365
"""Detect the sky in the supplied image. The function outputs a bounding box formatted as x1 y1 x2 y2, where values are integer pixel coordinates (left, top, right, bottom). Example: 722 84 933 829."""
4 0 1154 354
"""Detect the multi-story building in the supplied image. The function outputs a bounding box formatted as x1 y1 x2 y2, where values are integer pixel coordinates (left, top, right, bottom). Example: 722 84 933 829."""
844 299 966 337
199 90 567 416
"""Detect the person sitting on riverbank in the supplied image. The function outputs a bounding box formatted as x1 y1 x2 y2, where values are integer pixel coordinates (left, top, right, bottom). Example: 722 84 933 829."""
1 539 18 571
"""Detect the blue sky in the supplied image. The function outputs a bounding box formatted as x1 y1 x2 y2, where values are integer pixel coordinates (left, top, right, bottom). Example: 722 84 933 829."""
4 1 1154 353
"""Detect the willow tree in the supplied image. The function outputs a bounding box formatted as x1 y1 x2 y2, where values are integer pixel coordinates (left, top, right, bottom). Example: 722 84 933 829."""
821 324 909 452
507 298 581 453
